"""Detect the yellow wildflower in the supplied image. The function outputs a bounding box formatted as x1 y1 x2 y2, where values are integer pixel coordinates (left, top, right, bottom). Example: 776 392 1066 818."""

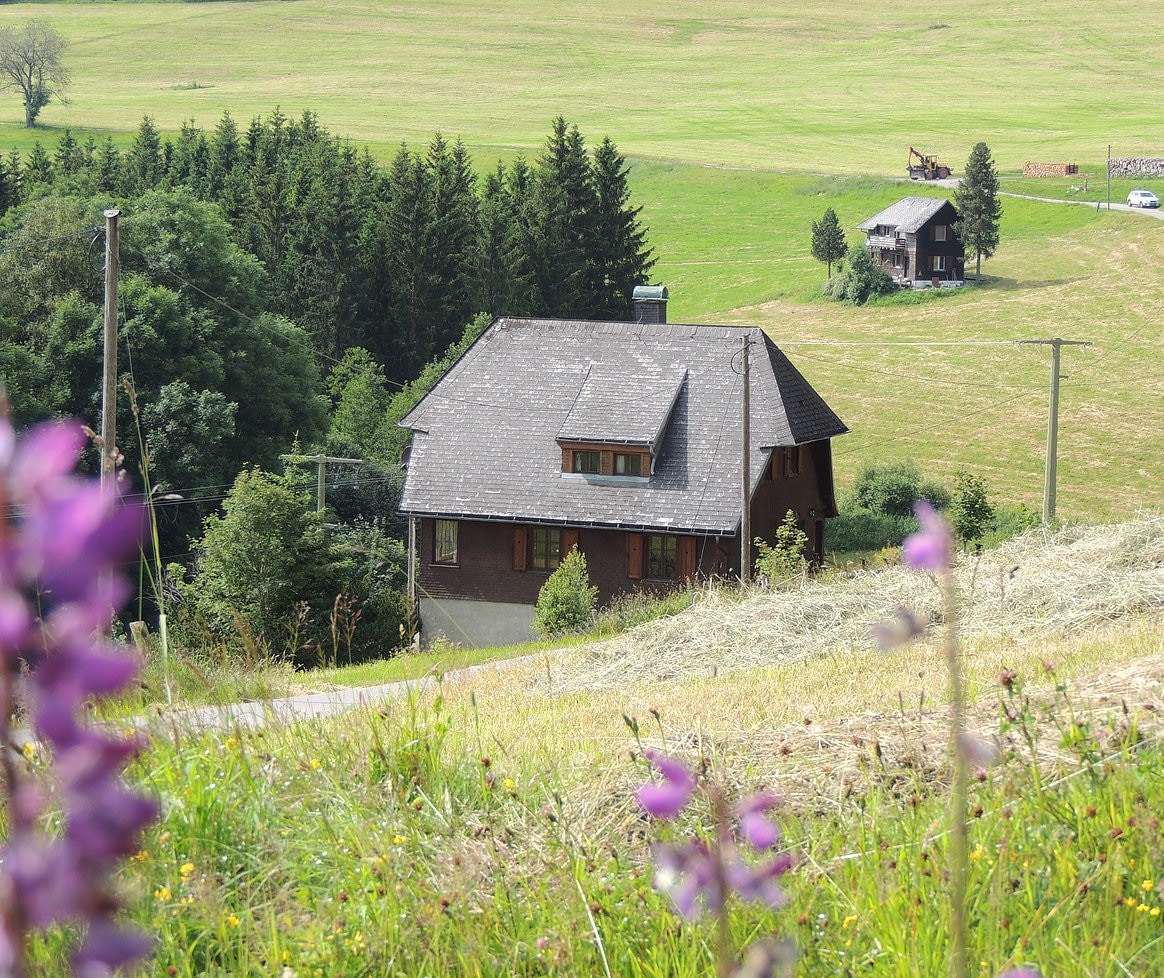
154 887 172 902
225 736 240 750
841 914 858 929
1143 880 1155 892
309 759 322 770
1152 908 1161 917
226 914 241 928
1126 897 1138 908
969 844 985 863
180 862 195 877
503 778 516 790
393 834 406 845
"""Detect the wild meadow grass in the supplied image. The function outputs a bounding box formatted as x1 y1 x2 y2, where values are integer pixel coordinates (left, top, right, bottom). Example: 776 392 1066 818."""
23 616 1162 977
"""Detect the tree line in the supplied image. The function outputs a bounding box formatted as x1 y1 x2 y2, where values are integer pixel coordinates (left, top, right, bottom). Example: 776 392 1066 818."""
0 110 655 377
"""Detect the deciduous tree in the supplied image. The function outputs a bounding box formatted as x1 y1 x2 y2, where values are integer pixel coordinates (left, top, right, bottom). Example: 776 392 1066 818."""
953 141 1002 280
0 20 69 128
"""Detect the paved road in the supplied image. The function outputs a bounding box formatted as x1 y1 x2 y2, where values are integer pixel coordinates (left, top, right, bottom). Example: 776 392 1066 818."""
1000 191 1164 219
10 656 541 747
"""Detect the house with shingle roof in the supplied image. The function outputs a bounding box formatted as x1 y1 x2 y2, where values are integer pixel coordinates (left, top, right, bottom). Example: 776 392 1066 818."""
857 196 965 286
398 304 848 647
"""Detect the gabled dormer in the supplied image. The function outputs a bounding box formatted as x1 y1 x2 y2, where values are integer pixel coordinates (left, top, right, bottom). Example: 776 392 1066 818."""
556 363 686 483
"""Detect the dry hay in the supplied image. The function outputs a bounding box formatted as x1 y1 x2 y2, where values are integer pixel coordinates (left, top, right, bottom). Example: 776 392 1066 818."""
551 515 1164 692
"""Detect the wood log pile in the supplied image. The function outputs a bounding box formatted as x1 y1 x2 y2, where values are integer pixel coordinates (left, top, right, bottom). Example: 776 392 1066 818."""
1023 162 1079 177
1108 157 1164 178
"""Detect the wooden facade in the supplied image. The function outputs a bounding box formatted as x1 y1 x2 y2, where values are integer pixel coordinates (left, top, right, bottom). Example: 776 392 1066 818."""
415 442 838 609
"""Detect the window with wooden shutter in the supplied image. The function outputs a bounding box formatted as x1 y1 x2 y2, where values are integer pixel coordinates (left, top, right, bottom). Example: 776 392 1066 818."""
513 527 528 572
626 533 643 580
679 537 697 582
561 528 579 556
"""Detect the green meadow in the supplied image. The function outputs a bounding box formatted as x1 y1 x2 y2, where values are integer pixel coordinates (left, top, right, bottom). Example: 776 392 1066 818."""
1 0 1160 520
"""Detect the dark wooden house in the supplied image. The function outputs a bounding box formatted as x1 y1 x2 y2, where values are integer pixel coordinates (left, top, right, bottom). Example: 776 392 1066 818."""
398 316 848 647
857 197 965 286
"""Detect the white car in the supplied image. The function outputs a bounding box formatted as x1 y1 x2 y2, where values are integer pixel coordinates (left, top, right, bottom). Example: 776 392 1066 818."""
1126 189 1160 208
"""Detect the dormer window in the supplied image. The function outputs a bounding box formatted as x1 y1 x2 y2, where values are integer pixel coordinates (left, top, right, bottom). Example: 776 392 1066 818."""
572 450 600 474
614 452 642 476
561 442 650 479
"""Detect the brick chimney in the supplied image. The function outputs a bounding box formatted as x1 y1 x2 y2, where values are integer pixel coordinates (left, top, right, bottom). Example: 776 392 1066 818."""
632 285 668 324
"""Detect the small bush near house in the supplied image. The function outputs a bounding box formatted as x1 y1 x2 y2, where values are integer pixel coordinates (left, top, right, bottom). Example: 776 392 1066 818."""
533 547 599 637
754 509 808 583
823 245 897 304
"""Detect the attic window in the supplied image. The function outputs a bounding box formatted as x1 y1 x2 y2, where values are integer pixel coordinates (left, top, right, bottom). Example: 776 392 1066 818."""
773 446 801 479
614 452 642 476
562 444 650 478
572 450 600 474
934 224 948 241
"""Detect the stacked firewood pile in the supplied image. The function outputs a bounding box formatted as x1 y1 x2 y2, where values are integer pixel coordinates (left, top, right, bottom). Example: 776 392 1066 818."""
1108 157 1164 178
1022 162 1078 177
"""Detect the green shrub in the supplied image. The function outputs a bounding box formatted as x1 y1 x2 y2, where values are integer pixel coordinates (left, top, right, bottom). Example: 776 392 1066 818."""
754 509 808 583
949 466 994 548
532 547 599 638
823 245 897 304
826 503 913 554
853 459 949 519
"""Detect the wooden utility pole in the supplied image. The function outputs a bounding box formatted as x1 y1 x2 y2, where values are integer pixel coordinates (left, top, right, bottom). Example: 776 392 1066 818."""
1106 144 1111 211
740 333 751 585
279 453 363 513
100 209 120 489
1017 337 1092 521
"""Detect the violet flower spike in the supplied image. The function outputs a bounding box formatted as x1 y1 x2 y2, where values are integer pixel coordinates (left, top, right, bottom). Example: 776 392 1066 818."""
902 500 954 572
0 416 156 977
636 749 696 820
737 793 782 851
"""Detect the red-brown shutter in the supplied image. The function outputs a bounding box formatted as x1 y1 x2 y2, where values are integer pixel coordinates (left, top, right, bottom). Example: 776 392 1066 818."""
626 533 643 580
561 447 572 472
679 537 697 582
512 526 528 572
600 450 613 476
561 528 579 556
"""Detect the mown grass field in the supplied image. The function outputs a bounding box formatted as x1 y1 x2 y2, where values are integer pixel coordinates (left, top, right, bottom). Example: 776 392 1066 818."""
1 0 1160 520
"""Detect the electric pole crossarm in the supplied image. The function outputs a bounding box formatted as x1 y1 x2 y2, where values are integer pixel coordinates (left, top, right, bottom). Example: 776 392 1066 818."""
1016 338 1092 521
279 453 365 513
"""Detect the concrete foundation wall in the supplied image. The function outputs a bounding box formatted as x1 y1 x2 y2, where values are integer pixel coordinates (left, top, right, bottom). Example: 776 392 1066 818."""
419 596 536 649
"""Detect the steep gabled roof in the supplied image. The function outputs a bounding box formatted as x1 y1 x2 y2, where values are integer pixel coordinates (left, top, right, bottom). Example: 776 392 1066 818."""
856 196 954 234
398 318 847 535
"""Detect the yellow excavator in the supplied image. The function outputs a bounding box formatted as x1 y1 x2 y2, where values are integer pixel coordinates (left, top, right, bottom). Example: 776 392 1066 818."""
907 147 951 181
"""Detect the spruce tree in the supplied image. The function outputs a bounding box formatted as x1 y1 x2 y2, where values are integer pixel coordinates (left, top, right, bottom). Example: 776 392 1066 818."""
953 141 1002 280
589 136 656 319
810 206 847 280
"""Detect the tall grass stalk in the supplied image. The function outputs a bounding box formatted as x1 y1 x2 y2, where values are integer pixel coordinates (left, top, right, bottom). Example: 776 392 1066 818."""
125 380 174 705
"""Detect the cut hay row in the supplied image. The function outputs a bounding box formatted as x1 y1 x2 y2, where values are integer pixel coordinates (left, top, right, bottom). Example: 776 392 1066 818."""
552 515 1164 692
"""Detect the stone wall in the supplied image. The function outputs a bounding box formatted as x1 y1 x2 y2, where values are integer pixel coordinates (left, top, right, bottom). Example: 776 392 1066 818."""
1108 157 1164 179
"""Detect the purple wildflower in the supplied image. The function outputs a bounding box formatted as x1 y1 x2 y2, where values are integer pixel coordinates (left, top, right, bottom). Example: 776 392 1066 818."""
636 749 696 820
0 417 156 977
737 793 782 851
902 500 954 572
651 838 720 919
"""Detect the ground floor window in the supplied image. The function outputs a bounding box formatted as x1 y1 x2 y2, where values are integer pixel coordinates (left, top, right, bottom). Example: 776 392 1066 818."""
532 527 562 570
434 519 458 564
932 255 947 272
647 534 678 579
